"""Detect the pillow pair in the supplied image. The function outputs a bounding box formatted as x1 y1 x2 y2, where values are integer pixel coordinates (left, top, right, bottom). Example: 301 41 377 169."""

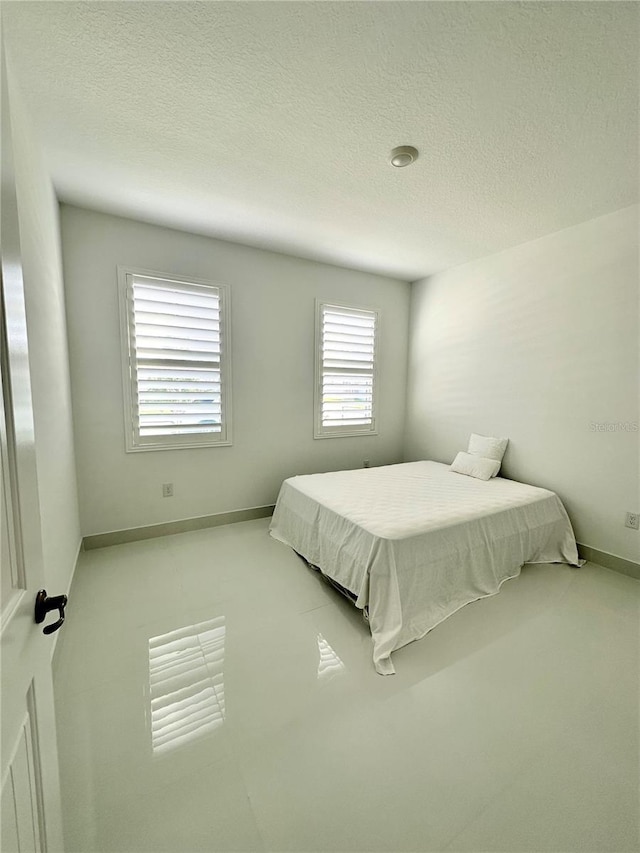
451 433 509 481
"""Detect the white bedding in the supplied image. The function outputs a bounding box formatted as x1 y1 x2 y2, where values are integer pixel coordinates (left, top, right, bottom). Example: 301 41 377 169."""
269 461 581 674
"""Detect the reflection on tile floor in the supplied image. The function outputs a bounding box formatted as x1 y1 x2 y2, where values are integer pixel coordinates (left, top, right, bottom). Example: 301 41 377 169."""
53 518 640 852
149 618 226 755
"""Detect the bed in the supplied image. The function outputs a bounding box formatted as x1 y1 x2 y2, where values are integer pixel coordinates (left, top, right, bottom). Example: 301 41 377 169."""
269 461 582 675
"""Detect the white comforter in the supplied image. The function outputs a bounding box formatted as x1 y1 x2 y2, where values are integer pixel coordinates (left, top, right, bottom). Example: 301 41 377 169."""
269 461 581 674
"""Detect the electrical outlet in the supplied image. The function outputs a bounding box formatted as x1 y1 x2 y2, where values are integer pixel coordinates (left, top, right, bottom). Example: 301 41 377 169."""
363 459 370 468
162 483 174 498
625 512 639 530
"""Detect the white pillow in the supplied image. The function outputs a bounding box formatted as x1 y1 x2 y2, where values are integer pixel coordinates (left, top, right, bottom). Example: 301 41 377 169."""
451 451 500 481
468 433 509 471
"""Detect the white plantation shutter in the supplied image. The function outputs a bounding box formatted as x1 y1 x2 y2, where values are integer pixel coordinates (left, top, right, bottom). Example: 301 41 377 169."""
119 270 231 450
315 302 378 437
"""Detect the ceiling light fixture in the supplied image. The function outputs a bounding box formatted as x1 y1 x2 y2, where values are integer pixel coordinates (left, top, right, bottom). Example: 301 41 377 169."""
390 145 419 168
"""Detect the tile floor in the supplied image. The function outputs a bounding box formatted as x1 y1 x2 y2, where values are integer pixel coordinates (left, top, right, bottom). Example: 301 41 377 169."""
53 518 640 852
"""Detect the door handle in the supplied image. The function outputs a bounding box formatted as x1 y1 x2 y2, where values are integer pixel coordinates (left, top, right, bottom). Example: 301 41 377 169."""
34 589 68 635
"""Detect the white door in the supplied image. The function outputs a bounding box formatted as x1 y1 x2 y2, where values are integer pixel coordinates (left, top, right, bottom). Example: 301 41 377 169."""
0 51 65 853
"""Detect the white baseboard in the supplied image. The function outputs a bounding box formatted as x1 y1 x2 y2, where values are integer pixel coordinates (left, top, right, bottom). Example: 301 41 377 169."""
82 504 275 550
50 536 83 663
577 542 639 580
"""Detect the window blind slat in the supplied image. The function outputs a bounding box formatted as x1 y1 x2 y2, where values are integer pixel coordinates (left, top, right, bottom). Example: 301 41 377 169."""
136 354 221 367
140 414 222 426
134 310 221 328
323 318 374 331
323 309 374 323
323 339 373 352
136 337 221 354
138 387 221 397
138 368 220 381
133 284 220 311
136 325 221 343
322 402 373 410
138 402 222 418
141 422 222 431
323 361 373 372
133 299 220 321
139 392 222 401
322 379 372 388
322 418 372 426
323 319 373 334
324 347 373 356
135 312 221 332
323 331 374 345
140 426 222 436
322 395 373 403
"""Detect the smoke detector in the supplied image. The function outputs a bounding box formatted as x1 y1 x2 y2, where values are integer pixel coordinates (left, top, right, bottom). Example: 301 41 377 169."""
389 146 419 167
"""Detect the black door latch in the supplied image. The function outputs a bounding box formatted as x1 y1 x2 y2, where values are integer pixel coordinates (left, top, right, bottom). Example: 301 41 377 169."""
34 589 68 635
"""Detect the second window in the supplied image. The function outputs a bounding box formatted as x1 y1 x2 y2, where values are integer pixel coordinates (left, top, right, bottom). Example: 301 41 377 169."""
315 301 378 438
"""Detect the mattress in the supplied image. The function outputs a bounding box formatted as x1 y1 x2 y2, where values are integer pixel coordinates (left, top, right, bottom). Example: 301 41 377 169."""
269 461 581 674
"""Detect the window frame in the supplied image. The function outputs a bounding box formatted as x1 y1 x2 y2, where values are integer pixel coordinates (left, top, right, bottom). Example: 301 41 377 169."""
117 266 232 452
314 299 379 439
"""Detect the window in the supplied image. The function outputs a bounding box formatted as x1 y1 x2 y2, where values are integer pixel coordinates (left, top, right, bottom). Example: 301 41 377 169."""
118 268 231 451
315 301 378 438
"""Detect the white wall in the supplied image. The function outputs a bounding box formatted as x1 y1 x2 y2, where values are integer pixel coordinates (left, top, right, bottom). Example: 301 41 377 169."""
61 206 410 536
6 63 81 594
405 205 639 563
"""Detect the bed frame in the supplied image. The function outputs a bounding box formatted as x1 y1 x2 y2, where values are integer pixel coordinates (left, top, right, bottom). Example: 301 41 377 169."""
297 552 370 624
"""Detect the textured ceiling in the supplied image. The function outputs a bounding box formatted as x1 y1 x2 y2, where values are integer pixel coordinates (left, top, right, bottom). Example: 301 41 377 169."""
2 1 638 280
